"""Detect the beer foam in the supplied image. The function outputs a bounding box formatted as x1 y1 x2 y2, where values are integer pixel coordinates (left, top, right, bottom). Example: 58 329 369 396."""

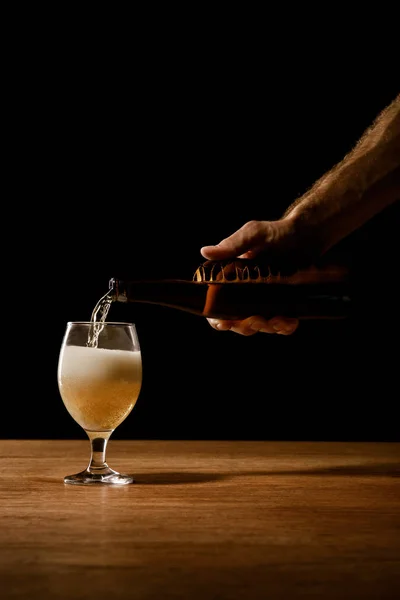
59 345 142 381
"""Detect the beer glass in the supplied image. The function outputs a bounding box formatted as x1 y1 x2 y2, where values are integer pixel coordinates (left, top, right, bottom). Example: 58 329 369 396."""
57 321 142 485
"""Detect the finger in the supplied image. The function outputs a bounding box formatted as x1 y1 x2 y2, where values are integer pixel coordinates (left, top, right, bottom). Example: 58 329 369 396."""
207 318 234 331
207 318 259 336
200 221 268 260
229 316 299 336
200 244 237 260
267 317 299 335
207 316 299 336
230 316 278 335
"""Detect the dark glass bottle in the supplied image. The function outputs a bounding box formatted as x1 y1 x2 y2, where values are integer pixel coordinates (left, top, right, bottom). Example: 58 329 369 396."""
108 259 352 320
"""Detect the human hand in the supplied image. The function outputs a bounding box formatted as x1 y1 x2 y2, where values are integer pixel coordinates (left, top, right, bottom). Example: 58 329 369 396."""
200 218 317 269
206 315 300 336
200 218 318 336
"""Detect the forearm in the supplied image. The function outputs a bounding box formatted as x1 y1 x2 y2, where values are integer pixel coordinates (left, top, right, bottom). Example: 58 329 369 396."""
284 94 400 254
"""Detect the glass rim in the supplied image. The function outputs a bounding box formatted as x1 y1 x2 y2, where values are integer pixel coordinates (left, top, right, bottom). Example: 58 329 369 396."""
66 321 136 327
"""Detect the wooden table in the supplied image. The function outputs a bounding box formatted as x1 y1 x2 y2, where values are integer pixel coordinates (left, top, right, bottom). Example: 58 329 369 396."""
0 440 399 599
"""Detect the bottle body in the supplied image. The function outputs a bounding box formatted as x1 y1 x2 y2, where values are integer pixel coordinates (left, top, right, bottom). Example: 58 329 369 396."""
109 262 352 320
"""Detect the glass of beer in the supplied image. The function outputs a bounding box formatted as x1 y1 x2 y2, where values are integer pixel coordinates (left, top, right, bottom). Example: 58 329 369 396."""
57 321 142 485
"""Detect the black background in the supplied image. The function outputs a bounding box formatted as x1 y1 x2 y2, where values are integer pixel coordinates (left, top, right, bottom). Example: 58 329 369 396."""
5 28 399 442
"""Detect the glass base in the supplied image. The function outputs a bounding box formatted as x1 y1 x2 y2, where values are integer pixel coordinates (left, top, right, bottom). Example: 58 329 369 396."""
64 467 135 485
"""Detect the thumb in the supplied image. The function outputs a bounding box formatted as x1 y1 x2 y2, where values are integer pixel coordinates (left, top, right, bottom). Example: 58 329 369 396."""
200 226 258 260
200 243 237 260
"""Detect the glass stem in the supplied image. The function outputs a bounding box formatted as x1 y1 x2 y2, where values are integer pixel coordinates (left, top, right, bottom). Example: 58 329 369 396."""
86 431 113 474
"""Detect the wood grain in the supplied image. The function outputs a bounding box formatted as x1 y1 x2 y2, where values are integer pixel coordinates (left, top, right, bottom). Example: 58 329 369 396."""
0 440 399 599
